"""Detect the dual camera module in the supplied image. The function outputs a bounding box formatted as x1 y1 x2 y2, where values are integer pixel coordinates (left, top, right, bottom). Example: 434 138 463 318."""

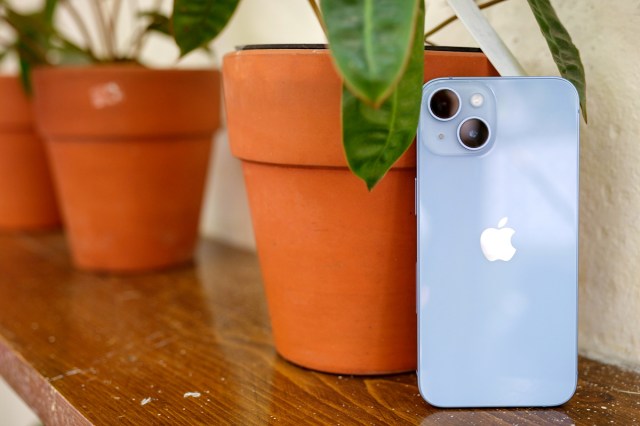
429 88 490 150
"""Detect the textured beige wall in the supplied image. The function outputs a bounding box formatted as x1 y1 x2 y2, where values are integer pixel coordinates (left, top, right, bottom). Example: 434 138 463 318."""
481 0 640 371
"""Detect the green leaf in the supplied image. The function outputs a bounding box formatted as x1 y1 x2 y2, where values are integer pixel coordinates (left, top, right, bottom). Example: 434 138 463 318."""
139 11 172 37
1 1 72 93
43 0 58 24
3 4 79 92
18 57 32 95
53 39 96 65
5 9 51 65
526 0 587 122
172 0 240 57
322 0 420 106
342 2 424 190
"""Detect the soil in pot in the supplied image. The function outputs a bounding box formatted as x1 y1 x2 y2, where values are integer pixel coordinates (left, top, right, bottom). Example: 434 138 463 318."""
223 46 499 374
33 66 220 272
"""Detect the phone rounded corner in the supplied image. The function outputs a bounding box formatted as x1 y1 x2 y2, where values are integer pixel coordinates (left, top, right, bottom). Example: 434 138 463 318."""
416 375 450 409
416 376 434 406
560 386 578 406
561 371 580 405
549 77 580 103
546 373 579 407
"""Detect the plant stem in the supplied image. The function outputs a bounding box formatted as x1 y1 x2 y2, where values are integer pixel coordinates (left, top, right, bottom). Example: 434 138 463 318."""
60 0 98 58
424 0 509 42
109 0 123 59
90 0 115 59
126 0 140 58
129 0 163 60
129 28 145 60
307 0 326 36
0 33 13 47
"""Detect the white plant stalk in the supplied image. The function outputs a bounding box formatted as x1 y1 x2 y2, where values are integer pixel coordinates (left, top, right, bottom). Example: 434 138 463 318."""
447 0 527 76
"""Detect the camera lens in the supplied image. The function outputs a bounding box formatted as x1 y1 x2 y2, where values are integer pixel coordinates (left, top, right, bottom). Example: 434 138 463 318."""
458 118 490 150
429 89 460 120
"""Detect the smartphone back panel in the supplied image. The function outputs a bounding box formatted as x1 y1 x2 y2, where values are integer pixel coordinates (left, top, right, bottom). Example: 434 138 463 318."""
417 77 579 407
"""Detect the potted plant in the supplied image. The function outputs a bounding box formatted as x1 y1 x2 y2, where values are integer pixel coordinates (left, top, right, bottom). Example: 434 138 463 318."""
173 0 586 374
26 1 238 272
0 2 60 230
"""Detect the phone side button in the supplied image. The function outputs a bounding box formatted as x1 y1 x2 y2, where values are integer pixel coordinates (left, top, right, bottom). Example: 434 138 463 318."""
414 178 417 216
416 262 419 314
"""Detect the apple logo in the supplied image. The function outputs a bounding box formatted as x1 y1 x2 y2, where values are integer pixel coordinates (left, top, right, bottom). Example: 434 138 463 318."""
480 217 516 262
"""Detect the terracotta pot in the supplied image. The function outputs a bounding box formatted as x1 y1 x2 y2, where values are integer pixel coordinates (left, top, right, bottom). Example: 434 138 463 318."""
223 46 498 374
0 76 60 230
33 66 220 272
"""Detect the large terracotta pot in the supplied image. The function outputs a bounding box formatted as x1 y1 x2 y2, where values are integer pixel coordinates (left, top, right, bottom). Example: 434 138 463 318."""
33 66 220 272
0 76 60 230
223 46 498 374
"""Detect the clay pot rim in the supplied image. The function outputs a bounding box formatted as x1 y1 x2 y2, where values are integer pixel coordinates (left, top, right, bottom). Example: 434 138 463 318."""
237 43 328 51
0 74 21 81
32 64 219 77
226 45 484 62
233 44 483 53
33 63 221 138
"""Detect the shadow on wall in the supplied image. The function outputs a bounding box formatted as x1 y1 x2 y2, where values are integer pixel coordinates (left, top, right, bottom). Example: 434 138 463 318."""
199 130 256 250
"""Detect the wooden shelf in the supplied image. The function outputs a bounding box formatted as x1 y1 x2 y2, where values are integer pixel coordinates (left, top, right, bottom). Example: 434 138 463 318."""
0 232 638 425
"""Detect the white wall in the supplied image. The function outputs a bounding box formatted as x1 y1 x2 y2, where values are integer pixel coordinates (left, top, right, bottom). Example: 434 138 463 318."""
0 378 40 425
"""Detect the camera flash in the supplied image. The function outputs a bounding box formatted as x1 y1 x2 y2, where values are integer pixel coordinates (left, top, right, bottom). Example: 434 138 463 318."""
470 93 484 107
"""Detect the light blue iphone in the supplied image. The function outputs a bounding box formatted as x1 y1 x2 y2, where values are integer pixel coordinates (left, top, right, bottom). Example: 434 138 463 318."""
416 77 579 407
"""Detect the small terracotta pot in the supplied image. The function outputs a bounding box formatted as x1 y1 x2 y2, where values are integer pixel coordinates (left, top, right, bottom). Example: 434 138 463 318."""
223 46 498 374
0 76 60 230
33 66 220 272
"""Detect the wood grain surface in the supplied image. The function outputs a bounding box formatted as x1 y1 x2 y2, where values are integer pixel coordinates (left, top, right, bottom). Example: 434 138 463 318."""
0 233 638 425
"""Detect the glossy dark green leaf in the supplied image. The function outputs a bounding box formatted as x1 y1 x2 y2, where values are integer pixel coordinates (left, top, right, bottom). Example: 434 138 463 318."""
342 3 424 190
322 0 420 106
526 0 587 121
172 0 239 57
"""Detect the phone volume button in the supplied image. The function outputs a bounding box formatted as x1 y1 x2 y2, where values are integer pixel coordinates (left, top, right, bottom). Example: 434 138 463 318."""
416 262 419 314
414 178 417 216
